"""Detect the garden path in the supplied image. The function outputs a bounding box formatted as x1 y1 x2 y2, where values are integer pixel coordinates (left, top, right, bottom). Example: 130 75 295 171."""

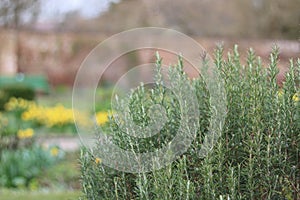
37 136 81 151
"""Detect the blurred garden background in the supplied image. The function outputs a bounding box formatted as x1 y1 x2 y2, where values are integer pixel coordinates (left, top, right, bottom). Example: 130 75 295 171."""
0 0 299 199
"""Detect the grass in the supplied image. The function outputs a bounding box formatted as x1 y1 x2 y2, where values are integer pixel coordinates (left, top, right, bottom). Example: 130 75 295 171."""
0 189 81 200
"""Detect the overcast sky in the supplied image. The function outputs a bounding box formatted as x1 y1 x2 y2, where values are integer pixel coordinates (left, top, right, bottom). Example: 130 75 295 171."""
39 0 119 21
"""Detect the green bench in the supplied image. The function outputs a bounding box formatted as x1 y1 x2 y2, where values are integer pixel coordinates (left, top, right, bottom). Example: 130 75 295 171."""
0 74 50 94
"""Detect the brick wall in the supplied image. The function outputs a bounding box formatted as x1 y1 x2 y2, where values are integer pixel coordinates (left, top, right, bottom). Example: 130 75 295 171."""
0 29 299 86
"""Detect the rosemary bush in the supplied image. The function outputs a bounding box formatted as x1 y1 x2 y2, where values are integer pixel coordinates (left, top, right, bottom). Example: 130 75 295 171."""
80 46 299 200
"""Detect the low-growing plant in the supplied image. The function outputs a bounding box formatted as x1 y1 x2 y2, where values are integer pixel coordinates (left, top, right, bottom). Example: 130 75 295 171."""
3 98 77 134
36 151 81 190
0 90 9 110
0 98 39 153
0 145 63 188
0 84 35 108
80 45 299 200
0 98 67 190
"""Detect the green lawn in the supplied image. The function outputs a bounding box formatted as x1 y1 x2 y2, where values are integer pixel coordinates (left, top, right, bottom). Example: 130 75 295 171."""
0 190 81 200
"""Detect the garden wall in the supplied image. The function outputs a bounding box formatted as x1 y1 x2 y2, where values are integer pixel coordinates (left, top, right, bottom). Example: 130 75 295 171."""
0 29 299 86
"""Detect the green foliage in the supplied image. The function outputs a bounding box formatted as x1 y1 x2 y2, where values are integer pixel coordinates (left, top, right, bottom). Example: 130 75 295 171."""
0 97 67 190
0 114 32 154
80 46 300 199
2 84 35 100
0 145 63 188
95 87 114 112
0 89 9 111
36 151 81 190
0 84 35 110
0 98 36 153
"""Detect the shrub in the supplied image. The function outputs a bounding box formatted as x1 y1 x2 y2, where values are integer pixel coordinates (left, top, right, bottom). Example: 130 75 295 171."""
82 46 298 199
0 90 9 111
2 84 35 100
0 84 35 110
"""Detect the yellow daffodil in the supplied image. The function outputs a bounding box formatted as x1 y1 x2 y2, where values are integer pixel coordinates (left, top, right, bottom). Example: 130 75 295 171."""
75 111 92 127
6 97 110 129
96 112 109 125
22 104 75 127
5 97 35 111
17 128 34 139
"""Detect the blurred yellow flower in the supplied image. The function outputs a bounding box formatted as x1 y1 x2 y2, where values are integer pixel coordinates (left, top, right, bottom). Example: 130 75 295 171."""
17 128 34 139
5 97 35 111
5 97 111 129
278 90 299 102
22 103 75 127
293 92 299 102
95 157 102 164
50 147 59 157
75 111 93 127
96 112 109 125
